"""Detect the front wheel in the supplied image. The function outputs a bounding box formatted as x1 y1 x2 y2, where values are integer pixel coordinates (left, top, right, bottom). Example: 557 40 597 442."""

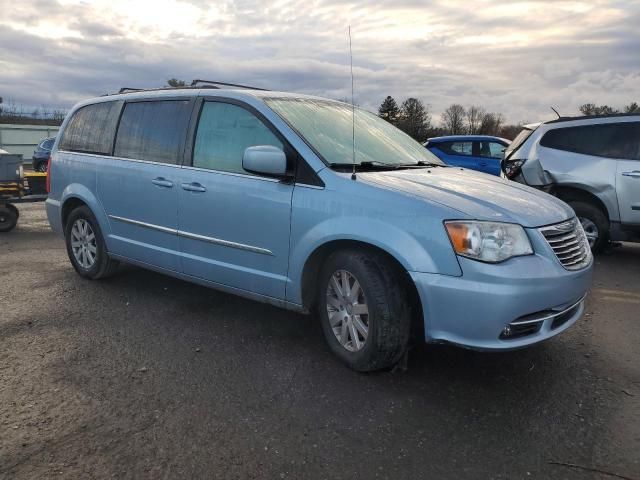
64 206 119 279
317 250 411 372
36 162 48 173
568 201 609 253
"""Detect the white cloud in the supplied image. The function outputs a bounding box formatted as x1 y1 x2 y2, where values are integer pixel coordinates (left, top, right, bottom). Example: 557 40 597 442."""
0 0 638 123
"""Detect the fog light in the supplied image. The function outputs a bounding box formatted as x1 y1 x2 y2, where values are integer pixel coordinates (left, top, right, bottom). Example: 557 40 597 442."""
502 325 512 337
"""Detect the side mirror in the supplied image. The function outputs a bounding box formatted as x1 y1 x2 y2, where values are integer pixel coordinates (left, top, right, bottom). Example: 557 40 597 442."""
242 145 288 177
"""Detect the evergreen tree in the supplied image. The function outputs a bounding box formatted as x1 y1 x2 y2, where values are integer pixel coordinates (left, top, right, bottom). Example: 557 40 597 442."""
167 78 187 87
378 96 400 124
398 98 431 141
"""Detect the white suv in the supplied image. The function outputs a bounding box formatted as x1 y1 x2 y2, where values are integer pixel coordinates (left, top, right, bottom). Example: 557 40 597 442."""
503 115 640 251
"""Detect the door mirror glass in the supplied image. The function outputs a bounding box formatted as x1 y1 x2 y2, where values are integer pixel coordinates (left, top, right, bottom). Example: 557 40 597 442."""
242 145 288 177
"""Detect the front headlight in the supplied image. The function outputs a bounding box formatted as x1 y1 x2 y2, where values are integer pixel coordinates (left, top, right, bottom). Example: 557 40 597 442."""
445 221 533 263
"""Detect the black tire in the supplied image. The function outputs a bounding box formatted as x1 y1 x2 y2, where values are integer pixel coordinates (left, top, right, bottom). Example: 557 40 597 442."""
36 162 48 173
0 206 18 232
568 201 609 253
317 249 411 372
64 205 119 279
7 203 19 221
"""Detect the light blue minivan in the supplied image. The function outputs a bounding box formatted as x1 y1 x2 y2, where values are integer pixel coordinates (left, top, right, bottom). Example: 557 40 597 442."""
46 85 593 371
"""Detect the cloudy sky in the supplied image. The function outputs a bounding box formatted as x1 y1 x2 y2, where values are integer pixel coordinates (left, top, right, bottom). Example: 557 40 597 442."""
0 0 639 123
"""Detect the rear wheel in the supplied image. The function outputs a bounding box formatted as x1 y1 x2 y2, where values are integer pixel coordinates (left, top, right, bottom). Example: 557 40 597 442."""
64 206 119 279
317 250 411 372
0 206 18 232
567 201 609 253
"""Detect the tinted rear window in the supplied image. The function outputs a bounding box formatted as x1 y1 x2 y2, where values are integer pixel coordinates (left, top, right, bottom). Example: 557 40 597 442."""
114 100 192 164
59 101 121 154
540 122 640 160
504 127 534 158
437 141 472 156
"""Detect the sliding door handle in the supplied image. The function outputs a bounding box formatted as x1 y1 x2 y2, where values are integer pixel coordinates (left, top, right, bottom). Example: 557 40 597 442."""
621 171 640 178
152 177 173 188
181 182 207 192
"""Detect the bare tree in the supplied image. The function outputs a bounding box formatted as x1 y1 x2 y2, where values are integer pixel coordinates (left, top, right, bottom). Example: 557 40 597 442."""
442 104 466 135
466 105 485 135
52 109 67 123
579 103 619 116
624 102 640 113
499 124 523 140
478 112 504 136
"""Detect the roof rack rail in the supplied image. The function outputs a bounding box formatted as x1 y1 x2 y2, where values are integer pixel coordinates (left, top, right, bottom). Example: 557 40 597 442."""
190 79 269 91
547 112 640 124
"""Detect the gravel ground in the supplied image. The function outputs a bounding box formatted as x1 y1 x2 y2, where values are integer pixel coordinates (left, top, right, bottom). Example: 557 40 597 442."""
1 204 639 479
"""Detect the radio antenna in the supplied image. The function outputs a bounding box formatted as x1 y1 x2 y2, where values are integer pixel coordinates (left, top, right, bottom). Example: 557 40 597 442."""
349 25 356 181
550 106 561 119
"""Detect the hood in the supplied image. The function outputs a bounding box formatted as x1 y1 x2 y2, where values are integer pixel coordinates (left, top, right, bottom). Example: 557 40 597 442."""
359 167 574 228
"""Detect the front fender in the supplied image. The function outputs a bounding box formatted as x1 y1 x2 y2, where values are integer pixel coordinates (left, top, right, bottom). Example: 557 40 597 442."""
286 215 461 305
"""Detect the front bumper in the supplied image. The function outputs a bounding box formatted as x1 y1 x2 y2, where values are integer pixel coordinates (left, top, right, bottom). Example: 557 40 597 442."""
410 247 593 350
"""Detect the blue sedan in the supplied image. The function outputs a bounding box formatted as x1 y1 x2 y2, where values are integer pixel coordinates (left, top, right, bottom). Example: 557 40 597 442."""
425 135 510 176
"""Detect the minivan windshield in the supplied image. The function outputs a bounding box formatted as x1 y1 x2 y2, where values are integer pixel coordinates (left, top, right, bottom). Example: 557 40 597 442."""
265 98 443 168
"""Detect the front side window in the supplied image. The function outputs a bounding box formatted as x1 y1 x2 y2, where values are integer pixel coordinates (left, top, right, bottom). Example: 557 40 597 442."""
114 100 192 164
193 102 283 174
540 122 640 160
264 98 443 167
42 138 55 150
59 101 120 154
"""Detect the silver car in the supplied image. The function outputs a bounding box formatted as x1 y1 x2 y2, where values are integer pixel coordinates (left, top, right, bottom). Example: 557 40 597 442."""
503 115 640 251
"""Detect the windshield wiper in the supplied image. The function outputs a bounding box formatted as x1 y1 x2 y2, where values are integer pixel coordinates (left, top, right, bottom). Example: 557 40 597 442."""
329 160 444 171
397 161 445 168
329 161 400 171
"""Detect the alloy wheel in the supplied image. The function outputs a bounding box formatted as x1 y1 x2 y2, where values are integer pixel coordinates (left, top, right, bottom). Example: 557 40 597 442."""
71 218 97 269
326 270 369 352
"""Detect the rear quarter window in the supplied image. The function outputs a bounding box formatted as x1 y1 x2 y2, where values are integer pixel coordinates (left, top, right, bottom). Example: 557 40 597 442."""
114 100 192 164
59 101 121 154
437 141 473 156
540 122 640 160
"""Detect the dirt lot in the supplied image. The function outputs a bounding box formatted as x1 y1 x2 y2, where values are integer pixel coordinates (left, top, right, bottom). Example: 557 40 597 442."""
1 204 639 479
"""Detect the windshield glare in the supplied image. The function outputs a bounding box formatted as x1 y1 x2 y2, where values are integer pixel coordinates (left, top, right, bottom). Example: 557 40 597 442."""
265 98 443 167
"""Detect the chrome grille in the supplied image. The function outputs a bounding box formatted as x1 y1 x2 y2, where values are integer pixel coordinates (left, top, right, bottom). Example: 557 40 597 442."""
539 218 592 270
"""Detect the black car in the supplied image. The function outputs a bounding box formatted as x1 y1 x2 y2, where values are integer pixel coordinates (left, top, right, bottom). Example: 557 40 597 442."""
32 137 55 172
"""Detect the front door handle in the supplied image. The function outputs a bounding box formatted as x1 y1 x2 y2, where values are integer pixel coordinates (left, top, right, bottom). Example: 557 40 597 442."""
181 182 207 192
621 171 640 178
152 177 173 188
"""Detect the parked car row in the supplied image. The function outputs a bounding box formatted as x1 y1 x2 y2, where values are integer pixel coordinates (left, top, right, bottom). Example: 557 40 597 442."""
424 135 509 177
425 115 640 252
44 85 593 371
